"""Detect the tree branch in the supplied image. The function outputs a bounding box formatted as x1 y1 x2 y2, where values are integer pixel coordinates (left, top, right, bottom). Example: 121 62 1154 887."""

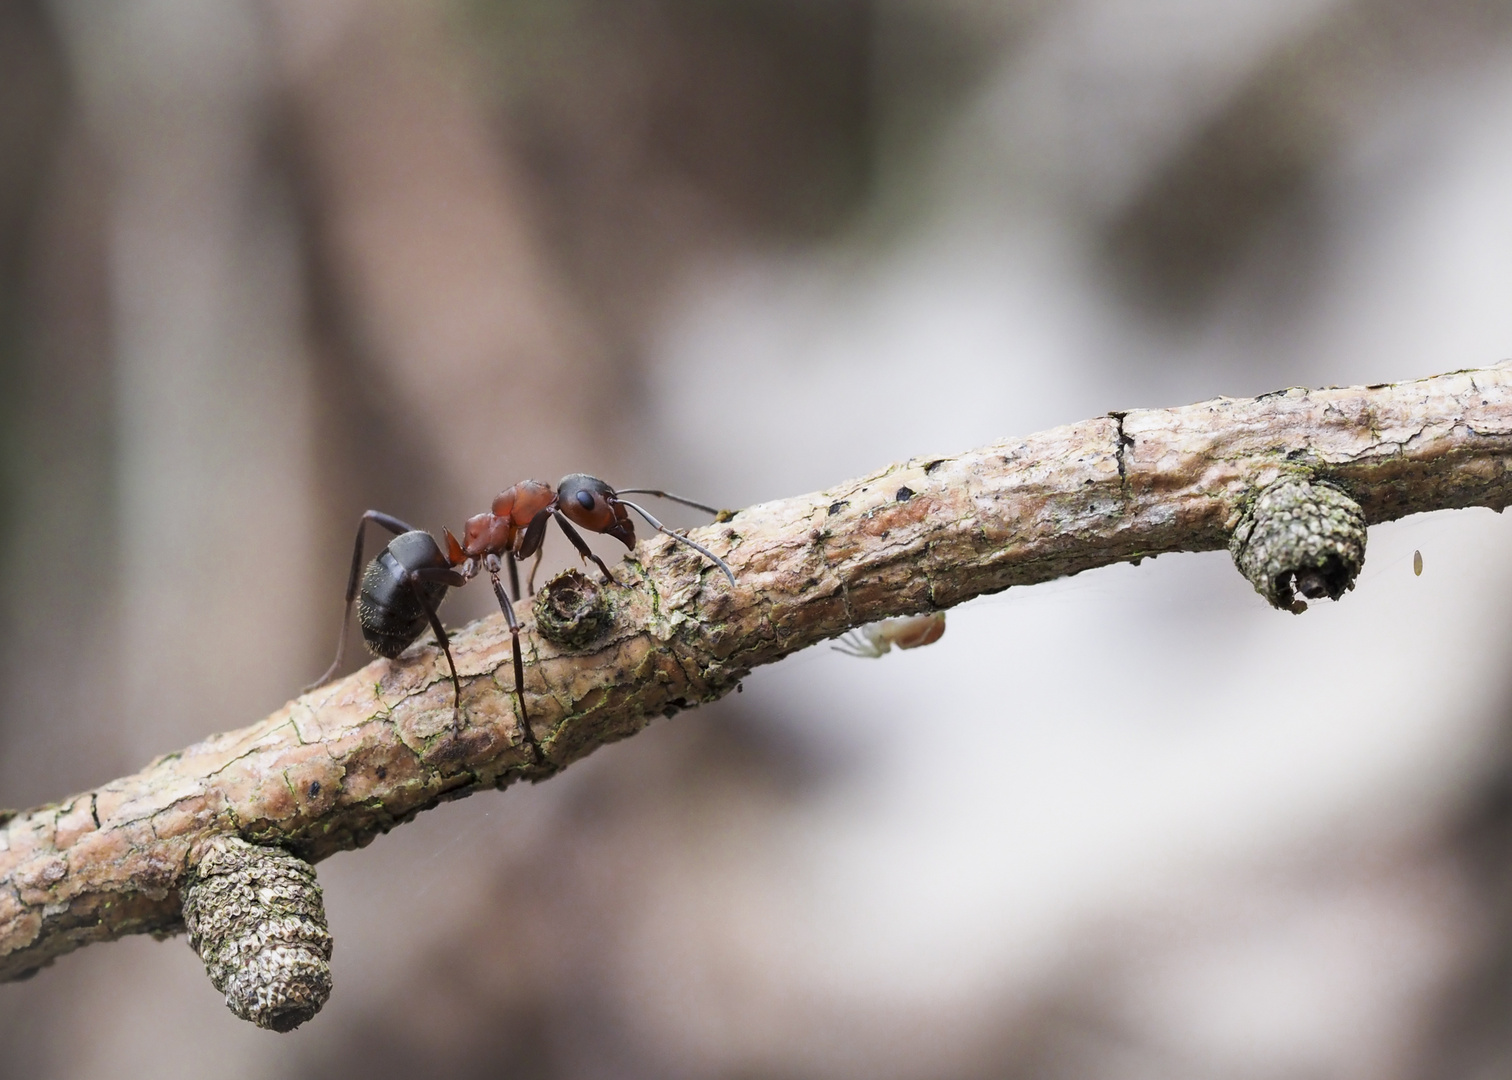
5 364 1512 983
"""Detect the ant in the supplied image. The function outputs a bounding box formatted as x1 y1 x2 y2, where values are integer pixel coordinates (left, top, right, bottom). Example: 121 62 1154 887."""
307 474 735 750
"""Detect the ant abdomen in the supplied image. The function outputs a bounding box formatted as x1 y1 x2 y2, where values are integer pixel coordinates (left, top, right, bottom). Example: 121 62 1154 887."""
357 531 452 659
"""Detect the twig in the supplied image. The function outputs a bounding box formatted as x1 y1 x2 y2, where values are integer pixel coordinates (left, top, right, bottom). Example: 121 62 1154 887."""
4 364 1512 986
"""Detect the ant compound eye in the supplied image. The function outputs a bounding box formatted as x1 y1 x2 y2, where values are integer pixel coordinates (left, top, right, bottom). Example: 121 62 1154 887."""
575 490 595 511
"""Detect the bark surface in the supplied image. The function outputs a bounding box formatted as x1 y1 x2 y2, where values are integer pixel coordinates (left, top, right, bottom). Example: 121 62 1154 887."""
4 365 1512 981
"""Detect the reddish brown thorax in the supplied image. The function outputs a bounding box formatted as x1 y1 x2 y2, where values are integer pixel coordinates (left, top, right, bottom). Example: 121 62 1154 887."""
459 513 510 558
494 480 556 526
455 479 557 561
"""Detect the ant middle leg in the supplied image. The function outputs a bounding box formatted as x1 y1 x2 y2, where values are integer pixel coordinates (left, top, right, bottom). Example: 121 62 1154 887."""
505 550 521 602
485 563 541 761
308 510 421 691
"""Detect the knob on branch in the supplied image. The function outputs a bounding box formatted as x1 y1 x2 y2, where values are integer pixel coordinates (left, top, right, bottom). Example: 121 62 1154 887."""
182 836 333 1031
1230 476 1368 613
533 568 615 648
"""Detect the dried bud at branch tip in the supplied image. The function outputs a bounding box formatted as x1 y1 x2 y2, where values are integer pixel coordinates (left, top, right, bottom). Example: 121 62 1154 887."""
181 835 333 1032
1229 477 1367 613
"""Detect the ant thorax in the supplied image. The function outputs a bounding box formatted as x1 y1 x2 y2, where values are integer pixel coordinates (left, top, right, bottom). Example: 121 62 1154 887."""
462 511 513 558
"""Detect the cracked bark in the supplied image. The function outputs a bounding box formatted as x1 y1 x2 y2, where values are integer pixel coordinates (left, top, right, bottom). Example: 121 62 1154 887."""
5 364 1512 982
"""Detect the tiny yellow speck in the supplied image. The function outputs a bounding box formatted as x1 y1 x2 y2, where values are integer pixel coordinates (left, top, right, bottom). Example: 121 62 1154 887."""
1413 550 1423 576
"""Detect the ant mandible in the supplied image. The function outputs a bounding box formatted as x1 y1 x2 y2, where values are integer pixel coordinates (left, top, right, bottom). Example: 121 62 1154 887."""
307 474 735 750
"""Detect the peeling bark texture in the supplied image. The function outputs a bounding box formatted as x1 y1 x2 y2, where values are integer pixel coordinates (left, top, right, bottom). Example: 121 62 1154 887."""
4 364 1512 983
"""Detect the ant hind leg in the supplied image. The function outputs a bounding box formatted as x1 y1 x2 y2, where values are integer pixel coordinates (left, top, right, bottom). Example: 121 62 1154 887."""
307 510 422 692
407 567 467 729
506 551 521 602
488 574 541 762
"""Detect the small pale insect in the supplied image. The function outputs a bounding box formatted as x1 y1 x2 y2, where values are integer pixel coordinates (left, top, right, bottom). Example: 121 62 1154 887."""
1413 550 1423 576
833 613 946 658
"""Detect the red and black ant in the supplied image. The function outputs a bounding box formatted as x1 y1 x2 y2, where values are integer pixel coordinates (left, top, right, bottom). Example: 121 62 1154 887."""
307 474 734 751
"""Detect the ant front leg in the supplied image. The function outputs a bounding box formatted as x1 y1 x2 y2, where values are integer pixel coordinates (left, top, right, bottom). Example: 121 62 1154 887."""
408 566 467 727
552 511 615 583
308 510 420 691
484 560 540 762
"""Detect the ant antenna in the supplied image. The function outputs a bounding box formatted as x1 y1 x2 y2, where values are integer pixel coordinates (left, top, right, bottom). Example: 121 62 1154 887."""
612 489 725 517
612 499 736 586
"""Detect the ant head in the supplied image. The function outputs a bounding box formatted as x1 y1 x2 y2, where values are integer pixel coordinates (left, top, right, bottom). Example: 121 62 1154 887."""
558 473 636 548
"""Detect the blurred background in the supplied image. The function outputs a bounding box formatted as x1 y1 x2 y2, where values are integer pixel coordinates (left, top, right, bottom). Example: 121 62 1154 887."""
3 0 1512 1076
